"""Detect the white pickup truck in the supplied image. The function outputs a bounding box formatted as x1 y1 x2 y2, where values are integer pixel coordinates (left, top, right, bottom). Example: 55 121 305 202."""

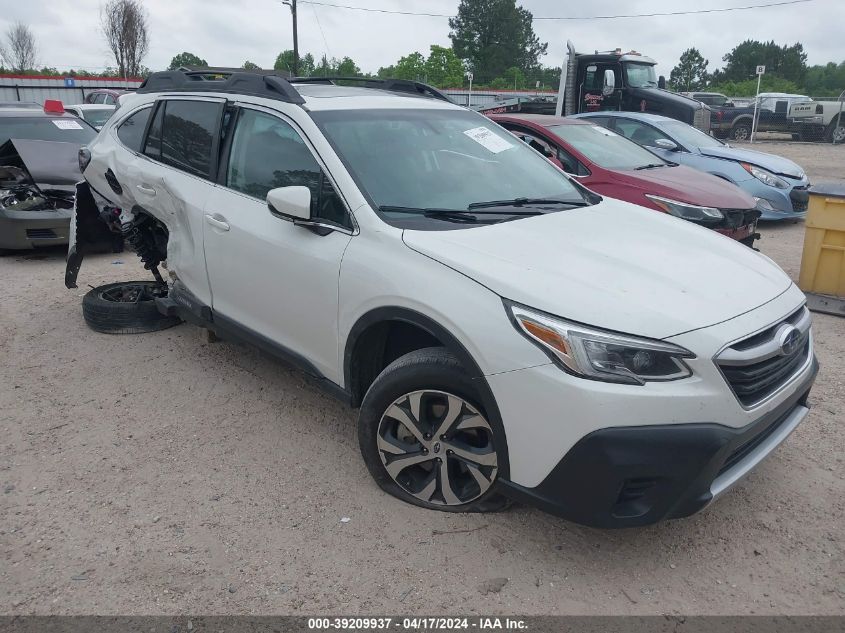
789 91 845 142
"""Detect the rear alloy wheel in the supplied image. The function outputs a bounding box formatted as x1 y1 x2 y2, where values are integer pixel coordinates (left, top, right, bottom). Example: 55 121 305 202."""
377 390 498 506
731 123 751 141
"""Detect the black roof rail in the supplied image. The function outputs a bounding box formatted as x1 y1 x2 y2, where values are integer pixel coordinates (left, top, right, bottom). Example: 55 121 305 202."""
290 76 452 103
137 69 304 105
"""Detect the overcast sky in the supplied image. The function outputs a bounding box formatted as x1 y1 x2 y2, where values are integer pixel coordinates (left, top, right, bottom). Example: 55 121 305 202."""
1 0 841 78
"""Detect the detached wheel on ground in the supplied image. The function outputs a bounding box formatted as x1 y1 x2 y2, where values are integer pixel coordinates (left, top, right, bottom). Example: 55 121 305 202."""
82 281 181 334
358 347 507 513
730 123 752 141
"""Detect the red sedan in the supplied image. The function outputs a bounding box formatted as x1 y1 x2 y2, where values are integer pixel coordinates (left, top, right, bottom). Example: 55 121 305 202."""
489 114 760 245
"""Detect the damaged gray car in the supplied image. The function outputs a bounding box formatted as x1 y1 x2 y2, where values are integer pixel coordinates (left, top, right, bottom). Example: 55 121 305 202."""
0 103 97 251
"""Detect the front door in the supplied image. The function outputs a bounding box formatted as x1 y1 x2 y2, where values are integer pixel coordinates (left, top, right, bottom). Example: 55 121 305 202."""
202 105 354 383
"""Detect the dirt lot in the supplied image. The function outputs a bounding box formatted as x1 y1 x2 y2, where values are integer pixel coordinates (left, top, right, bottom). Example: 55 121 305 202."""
2 142 843 616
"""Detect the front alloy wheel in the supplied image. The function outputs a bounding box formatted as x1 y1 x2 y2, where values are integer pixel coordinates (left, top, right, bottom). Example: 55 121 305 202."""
377 390 498 506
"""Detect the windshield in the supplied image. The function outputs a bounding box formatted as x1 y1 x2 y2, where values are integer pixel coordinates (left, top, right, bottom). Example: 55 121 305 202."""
659 120 724 149
313 108 587 225
548 124 667 170
0 117 97 146
625 63 657 88
79 108 115 128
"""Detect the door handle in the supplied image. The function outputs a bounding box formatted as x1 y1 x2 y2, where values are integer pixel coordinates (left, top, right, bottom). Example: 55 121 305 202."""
204 214 230 232
136 184 156 196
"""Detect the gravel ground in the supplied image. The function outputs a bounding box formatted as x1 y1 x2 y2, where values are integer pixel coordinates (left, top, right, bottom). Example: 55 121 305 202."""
1 142 843 616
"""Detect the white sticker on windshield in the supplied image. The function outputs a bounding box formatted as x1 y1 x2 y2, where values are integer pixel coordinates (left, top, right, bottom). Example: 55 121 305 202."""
591 125 618 136
52 119 84 130
463 126 513 153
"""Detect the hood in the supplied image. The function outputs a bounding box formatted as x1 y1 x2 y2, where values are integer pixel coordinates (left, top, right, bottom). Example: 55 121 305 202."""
611 164 756 209
0 139 83 190
699 145 805 179
402 199 791 340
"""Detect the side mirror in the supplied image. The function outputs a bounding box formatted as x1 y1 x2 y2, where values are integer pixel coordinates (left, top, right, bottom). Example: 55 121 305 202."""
658 75 666 90
653 138 678 151
267 186 311 221
602 69 615 96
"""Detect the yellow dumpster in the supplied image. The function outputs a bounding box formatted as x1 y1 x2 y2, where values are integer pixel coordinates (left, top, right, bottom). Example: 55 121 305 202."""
799 183 845 316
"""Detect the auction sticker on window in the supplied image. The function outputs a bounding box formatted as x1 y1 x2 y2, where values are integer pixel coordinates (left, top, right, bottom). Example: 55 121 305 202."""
52 119 84 130
463 126 513 153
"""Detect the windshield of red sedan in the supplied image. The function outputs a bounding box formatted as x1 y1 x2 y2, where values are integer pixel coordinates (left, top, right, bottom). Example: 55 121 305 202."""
547 124 668 171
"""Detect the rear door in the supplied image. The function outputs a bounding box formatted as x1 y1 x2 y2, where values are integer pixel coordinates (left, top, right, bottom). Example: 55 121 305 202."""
202 104 354 382
127 97 226 306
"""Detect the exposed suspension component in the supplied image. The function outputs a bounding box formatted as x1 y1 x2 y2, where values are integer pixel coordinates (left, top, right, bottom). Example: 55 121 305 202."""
122 213 168 285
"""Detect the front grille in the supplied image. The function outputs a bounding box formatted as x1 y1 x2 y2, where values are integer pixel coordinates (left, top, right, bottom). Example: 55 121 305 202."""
26 228 58 239
719 208 761 229
790 186 809 213
716 307 812 407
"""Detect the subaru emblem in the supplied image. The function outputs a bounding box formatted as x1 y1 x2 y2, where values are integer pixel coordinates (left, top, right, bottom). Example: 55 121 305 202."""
778 325 801 356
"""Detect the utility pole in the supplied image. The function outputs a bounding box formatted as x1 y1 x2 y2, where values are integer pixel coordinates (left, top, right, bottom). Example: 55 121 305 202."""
283 0 299 76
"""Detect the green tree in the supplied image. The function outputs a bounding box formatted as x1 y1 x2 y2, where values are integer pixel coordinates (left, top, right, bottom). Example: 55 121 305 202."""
274 50 315 76
424 45 465 87
168 51 207 70
804 61 845 97
242 60 260 70
449 0 547 84
335 56 361 76
490 66 526 90
710 75 801 97
669 48 709 91
390 51 426 81
720 40 807 84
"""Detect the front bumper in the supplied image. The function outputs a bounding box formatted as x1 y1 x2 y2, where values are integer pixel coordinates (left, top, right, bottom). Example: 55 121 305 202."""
0 209 71 250
499 357 817 528
752 178 810 221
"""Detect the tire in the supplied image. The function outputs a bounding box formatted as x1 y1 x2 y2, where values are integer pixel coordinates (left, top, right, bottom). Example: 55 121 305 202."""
358 347 507 513
82 281 182 334
826 115 845 144
730 123 752 141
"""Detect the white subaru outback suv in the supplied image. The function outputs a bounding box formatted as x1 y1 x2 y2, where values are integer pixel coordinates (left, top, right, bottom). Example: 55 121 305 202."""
66 70 818 528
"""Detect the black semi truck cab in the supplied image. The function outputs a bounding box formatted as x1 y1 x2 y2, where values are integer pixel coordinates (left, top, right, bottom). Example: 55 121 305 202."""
556 41 711 132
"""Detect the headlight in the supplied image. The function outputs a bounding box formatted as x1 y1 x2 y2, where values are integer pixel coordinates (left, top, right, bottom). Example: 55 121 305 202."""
741 163 788 189
645 195 724 222
508 303 695 385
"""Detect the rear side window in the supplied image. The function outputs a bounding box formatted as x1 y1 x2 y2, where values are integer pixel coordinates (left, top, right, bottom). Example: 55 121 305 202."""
117 107 152 152
143 99 221 178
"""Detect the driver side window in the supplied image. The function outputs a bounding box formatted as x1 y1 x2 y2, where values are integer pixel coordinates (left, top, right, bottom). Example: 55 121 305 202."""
612 119 664 147
226 108 351 229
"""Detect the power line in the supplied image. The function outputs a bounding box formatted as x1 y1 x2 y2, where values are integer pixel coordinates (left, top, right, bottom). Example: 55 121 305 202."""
296 0 814 20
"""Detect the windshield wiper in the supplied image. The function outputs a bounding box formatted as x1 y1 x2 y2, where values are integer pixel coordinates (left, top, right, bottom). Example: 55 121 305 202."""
634 163 668 170
467 197 588 210
378 205 542 223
